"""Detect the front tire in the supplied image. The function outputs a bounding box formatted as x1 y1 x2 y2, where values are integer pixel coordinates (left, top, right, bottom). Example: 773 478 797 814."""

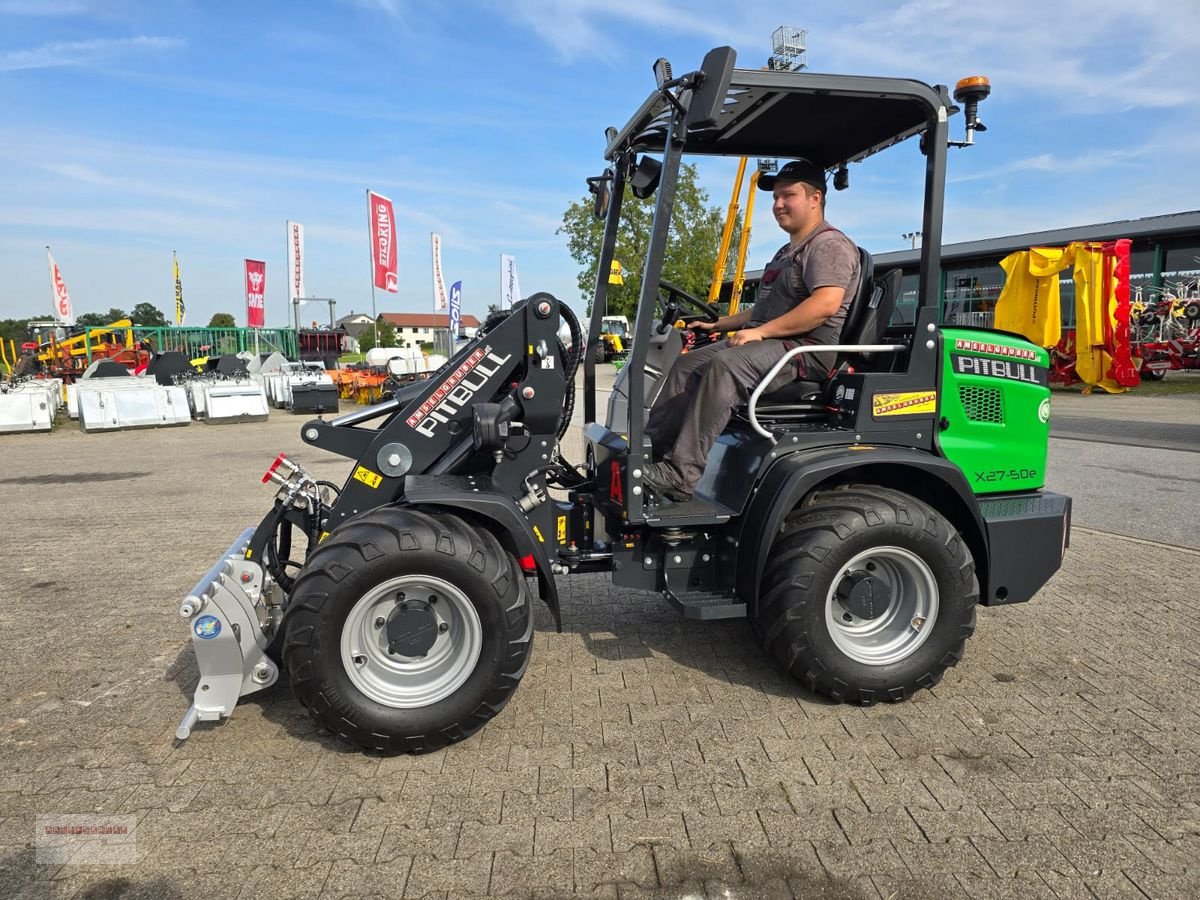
756 485 977 705
283 507 532 753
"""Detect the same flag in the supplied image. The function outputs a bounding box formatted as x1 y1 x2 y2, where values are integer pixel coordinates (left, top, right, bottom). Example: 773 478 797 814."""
287 221 305 302
431 233 448 311
46 248 75 325
174 252 186 325
449 280 462 344
245 259 266 328
500 254 521 310
368 191 398 292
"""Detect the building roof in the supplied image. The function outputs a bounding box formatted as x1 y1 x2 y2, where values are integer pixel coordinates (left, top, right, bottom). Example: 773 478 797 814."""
873 209 1200 269
741 209 1200 280
379 313 481 328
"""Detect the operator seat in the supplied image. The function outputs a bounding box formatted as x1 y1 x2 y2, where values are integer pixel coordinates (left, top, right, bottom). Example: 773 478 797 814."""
745 247 902 422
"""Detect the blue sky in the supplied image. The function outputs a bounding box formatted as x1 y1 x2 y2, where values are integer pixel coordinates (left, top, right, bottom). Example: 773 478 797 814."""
2 0 1197 327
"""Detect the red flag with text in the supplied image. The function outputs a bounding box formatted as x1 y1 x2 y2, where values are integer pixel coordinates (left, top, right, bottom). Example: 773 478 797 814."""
245 259 266 327
368 190 398 292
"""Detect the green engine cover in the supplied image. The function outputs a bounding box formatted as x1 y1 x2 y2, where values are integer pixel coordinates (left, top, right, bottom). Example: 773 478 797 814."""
938 329 1051 494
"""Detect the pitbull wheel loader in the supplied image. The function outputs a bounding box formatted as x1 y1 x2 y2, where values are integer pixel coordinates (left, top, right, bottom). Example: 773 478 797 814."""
177 47 1070 752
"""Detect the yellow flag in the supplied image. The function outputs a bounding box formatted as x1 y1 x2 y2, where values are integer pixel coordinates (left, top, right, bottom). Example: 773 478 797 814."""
174 253 185 325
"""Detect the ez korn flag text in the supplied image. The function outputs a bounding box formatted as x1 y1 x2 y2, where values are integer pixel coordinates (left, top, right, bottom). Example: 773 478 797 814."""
46 248 75 325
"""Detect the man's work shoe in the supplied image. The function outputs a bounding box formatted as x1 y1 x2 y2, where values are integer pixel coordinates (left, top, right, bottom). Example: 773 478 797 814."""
642 461 693 502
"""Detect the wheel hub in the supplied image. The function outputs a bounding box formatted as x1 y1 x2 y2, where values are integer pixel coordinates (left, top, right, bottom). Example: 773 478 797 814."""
836 570 893 620
386 599 439 657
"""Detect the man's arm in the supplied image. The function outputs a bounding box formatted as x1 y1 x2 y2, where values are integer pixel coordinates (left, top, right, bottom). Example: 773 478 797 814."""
690 309 752 333
726 286 845 346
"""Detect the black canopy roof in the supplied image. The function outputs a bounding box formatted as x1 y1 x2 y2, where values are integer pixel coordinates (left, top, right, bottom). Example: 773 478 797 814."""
606 68 951 170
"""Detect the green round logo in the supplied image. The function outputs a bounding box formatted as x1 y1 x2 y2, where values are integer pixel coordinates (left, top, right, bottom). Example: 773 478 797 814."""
1038 398 1050 424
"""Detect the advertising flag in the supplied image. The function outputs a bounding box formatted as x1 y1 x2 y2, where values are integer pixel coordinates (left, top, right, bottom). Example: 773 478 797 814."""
500 254 520 310
368 191 398 292
46 248 75 325
286 220 305 302
174 252 185 325
449 280 462 343
245 259 266 328
431 233 448 311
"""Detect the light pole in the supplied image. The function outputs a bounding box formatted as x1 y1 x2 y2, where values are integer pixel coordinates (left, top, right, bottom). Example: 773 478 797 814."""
902 231 922 250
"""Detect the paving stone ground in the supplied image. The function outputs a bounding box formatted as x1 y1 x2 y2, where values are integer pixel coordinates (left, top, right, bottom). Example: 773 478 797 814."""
1 402 1198 899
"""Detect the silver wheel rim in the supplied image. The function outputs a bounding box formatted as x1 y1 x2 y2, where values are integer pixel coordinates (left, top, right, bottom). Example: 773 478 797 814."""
340 575 482 708
824 546 939 666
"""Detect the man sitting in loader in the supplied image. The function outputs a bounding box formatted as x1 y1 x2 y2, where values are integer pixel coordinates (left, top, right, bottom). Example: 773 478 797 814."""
642 158 862 500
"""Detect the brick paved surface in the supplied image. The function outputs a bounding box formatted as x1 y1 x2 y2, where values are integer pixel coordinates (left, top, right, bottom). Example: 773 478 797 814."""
1 405 1198 898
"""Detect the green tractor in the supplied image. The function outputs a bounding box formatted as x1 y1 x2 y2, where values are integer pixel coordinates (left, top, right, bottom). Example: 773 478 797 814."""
176 47 1070 752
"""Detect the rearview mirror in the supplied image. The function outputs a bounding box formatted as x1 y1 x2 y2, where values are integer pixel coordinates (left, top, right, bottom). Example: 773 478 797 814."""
686 46 736 129
587 169 613 220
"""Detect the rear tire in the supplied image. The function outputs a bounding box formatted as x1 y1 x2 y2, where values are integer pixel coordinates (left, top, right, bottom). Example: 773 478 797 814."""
283 507 532 753
1140 367 1166 382
594 343 607 364
755 485 977 705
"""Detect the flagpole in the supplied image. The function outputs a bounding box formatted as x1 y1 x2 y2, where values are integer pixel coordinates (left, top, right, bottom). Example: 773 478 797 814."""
45 245 55 322
367 189 379 349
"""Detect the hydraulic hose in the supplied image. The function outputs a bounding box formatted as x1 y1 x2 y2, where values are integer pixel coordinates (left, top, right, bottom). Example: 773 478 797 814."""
556 302 585 442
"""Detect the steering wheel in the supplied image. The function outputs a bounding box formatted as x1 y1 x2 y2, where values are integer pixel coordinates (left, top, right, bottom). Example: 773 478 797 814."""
657 279 721 333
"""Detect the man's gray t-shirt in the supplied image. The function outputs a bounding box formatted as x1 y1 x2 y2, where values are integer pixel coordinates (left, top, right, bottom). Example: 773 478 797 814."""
745 223 861 376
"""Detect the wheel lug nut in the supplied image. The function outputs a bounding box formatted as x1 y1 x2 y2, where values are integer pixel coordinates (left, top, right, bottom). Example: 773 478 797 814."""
439 623 449 633
428 595 437 603
374 617 385 628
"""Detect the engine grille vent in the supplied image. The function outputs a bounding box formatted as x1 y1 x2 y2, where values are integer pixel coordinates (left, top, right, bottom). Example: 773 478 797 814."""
959 385 1003 423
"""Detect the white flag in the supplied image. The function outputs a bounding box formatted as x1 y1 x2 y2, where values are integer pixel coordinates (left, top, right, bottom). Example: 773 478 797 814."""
286 220 305 302
500 254 521 310
46 248 75 325
431 233 448 311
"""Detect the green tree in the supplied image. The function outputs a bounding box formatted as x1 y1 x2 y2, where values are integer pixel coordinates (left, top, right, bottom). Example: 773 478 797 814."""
76 308 128 326
0 317 34 347
130 302 169 326
557 162 740 319
356 321 395 355
208 312 236 328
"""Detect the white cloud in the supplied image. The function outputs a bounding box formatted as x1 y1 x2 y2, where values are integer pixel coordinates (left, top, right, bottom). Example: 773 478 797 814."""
0 35 183 72
490 0 732 62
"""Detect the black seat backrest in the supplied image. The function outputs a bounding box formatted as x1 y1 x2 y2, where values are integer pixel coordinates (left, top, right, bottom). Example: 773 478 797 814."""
836 247 875 345
846 267 902 347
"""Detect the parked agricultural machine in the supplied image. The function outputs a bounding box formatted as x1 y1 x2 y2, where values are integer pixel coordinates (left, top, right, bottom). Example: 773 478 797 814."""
1129 280 1200 379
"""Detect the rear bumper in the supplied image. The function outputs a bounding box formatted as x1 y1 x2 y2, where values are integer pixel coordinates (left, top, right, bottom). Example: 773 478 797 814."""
979 491 1072 605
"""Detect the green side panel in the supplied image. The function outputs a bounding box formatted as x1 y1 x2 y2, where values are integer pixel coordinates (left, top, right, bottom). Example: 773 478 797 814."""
938 329 1051 494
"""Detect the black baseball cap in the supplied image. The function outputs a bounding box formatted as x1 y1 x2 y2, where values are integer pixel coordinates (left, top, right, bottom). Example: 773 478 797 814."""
758 158 827 192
